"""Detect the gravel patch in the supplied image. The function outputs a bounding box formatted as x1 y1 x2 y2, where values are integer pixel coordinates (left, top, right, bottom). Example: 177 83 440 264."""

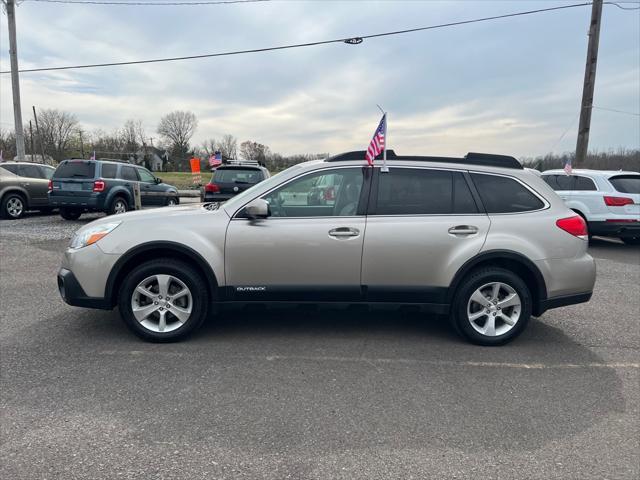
0 211 105 242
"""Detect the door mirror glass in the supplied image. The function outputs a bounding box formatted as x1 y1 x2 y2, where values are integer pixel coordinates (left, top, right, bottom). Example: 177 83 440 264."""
244 198 270 219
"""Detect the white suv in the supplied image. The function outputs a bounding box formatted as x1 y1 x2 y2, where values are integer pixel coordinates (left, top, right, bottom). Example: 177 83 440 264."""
541 169 640 245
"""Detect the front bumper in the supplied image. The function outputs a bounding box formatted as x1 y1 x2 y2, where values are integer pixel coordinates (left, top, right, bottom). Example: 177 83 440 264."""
588 221 640 238
57 268 112 309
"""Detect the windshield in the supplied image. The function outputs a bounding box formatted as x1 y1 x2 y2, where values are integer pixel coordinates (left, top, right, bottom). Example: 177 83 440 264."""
222 164 304 210
609 175 640 194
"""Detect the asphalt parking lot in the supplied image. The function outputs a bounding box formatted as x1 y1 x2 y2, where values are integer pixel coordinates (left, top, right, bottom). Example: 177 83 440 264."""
1 211 639 479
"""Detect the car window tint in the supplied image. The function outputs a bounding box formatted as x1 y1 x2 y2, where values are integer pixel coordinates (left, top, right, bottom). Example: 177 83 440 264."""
453 173 479 214
376 169 453 215
542 175 560 190
214 168 262 184
18 164 44 179
262 168 363 217
0 164 19 175
119 166 139 181
101 163 118 179
41 166 55 179
53 161 96 179
574 176 597 191
137 168 156 183
609 175 640 194
555 175 575 190
471 173 544 213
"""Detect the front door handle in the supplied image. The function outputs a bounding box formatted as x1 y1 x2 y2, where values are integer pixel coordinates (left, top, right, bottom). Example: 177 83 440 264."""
328 227 360 238
448 225 479 236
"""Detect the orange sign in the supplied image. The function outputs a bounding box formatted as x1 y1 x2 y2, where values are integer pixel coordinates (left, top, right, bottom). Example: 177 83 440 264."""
190 157 201 173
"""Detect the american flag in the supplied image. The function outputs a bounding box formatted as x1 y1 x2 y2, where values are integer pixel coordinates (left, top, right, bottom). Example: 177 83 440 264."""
209 151 222 167
365 113 386 166
563 157 572 175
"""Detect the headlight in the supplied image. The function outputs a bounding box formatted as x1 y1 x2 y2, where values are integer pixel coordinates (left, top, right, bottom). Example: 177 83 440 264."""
69 222 121 250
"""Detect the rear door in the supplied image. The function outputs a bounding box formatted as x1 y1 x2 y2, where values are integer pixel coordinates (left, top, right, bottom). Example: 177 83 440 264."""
213 167 263 196
361 167 489 304
51 161 96 204
118 165 142 204
17 164 49 206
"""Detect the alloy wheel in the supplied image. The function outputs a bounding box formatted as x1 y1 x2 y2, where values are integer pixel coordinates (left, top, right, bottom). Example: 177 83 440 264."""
6 197 24 218
131 274 193 333
466 282 521 337
114 200 127 214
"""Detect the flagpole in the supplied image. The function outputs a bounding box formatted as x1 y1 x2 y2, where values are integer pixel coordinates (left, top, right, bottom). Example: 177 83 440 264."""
381 112 389 173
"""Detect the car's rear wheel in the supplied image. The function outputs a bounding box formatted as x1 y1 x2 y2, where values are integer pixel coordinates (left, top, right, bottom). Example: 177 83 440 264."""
451 267 531 346
59 207 82 220
1 193 26 219
621 237 640 245
118 258 209 342
109 197 128 215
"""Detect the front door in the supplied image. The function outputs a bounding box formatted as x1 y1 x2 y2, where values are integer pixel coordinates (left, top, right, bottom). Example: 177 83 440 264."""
361 167 490 304
137 168 162 205
225 167 369 301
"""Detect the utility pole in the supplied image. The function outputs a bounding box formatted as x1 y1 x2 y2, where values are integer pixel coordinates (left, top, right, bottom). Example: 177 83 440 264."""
29 120 34 162
32 106 47 165
575 0 603 168
5 0 26 160
79 130 85 158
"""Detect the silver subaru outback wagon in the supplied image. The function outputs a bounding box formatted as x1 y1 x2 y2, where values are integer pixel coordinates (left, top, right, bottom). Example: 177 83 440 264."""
57 151 596 345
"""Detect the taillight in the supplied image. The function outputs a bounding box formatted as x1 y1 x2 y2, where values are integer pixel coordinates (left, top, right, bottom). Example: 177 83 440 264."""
93 180 105 192
603 196 634 207
556 215 588 239
47 180 53 192
205 183 220 193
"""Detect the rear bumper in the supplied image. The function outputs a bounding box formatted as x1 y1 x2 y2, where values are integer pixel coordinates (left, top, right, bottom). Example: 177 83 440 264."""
49 192 105 210
57 268 112 310
536 291 592 316
588 221 640 238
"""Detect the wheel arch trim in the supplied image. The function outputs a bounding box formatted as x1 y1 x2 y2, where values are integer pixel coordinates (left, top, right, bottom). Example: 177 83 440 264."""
105 241 218 307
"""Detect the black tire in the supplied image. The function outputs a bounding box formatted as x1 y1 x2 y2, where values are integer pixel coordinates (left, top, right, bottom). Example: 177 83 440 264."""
108 196 129 215
450 267 532 346
621 237 640 245
166 196 179 207
118 258 209 342
1 192 27 219
60 208 82 220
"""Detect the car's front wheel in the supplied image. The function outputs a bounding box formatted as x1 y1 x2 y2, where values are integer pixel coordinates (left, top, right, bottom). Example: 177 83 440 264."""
451 267 531 346
166 196 179 207
118 258 209 342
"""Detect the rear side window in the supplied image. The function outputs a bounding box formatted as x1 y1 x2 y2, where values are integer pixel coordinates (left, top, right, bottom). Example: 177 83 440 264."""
574 176 597 191
101 163 118 179
54 161 96 179
213 168 263 184
41 166 55 179
375 169 478 215
18 164 44 178
609 175 640 194
119 166 139 181
471 173 544 213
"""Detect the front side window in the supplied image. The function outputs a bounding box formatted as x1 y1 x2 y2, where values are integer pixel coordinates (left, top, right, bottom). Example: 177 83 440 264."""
261 168 364 217
555 175 575 191
0 164 19 175
471 173 544 213
119 166 139 181
574 176 597 191
375 168 477 215
137 168 156 183
542 175 560 190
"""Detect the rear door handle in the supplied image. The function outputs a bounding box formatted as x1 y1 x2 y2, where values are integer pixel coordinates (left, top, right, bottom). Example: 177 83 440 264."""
328 227 360 238
448 225 479 236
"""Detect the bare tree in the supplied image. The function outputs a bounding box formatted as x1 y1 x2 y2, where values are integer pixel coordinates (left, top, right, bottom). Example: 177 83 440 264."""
201 138 218 156
218 134 238 160
37 109 79 161
240 140 269 162
121 119 146 151
157 111 198 159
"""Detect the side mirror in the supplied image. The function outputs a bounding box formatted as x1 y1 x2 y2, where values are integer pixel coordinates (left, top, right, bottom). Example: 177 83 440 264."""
155 177 162 184
244 198 270 219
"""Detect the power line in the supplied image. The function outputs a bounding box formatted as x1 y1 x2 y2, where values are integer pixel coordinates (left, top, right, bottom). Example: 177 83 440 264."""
22 0 270 5
0 2 598 74
592 106 640 116
605 1 640 10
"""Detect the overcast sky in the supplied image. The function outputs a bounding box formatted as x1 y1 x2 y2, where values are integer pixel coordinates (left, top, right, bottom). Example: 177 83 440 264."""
1 0 638 158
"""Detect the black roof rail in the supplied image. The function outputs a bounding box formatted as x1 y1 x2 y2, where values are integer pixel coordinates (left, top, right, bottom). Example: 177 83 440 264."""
325 150 523 170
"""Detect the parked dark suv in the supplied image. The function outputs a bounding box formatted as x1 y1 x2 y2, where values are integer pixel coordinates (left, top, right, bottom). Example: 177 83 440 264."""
49 159 179 220
203 162 270 202
0 161 56 219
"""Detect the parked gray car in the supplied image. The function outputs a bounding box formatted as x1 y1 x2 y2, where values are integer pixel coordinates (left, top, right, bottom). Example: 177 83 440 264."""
0 161 56 219
57 151 596 345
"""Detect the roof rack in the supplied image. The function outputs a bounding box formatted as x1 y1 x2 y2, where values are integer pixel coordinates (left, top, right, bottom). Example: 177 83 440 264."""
326 150 523 170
